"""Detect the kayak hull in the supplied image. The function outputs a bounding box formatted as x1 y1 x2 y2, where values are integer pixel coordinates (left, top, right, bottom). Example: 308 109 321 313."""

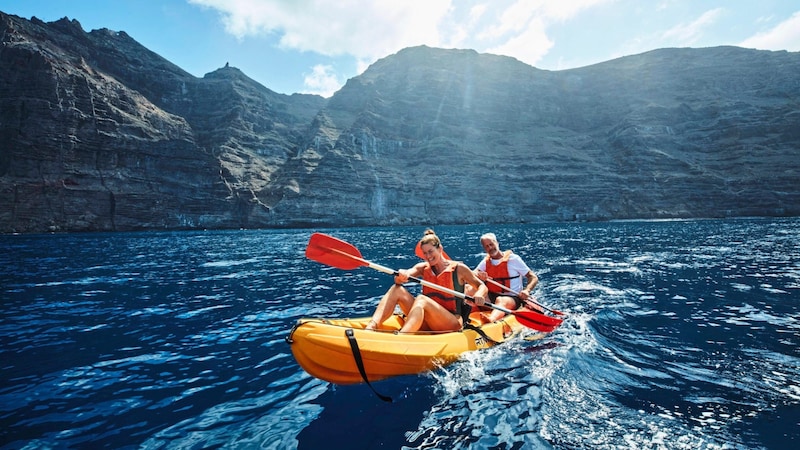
286 311 542 385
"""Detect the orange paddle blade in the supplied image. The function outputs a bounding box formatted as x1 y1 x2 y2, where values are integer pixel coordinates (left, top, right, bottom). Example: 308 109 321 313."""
306 233 368 270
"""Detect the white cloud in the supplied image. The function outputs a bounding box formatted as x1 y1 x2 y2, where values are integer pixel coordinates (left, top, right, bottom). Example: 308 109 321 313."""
538 0 616 22
441 4 485 48
195 0 800 93
456 0 613 66
661 7 725 46
190 0 615 68
189 0 452 60
739 11 800 51
486 17 554 66
302 64 342 97
188 0 457 95
471 0 612 42
479 1 538 40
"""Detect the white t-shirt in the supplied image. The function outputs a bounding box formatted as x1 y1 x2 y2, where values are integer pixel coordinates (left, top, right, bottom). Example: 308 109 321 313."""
474 253 531 293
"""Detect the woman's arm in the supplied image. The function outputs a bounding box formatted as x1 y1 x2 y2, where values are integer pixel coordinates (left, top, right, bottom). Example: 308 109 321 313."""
458 263 487 305
395 262 426 284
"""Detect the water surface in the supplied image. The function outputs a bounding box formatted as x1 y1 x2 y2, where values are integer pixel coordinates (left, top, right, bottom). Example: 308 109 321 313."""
1 219 798 448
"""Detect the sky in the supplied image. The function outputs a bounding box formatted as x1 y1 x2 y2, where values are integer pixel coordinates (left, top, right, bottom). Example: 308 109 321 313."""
3 0 799 97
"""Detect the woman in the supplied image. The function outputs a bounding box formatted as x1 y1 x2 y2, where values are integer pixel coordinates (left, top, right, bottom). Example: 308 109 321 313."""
366 229 487 333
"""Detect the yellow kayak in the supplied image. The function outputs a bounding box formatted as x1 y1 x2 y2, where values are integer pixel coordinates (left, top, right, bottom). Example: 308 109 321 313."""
286 311 542 385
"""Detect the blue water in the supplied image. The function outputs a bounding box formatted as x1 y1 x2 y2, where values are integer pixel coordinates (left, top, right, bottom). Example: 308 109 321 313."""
1 219 798 449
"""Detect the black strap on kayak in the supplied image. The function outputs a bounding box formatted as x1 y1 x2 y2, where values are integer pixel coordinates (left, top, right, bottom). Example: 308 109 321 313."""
463 322 500 345
345 328 392 403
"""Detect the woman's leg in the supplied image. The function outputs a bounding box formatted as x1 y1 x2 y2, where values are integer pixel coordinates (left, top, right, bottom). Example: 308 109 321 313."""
400 296 462 333
367 284 414 329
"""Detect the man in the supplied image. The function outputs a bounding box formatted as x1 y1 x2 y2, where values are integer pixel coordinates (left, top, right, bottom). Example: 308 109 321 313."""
473 232 540 321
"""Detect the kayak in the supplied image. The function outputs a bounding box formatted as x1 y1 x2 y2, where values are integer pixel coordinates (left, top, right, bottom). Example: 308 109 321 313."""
286 310 544 385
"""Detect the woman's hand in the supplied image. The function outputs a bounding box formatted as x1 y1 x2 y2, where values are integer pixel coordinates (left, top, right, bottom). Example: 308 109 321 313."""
393 269 410 285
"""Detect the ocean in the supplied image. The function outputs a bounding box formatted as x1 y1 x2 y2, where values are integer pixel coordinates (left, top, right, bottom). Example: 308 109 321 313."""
1 218 798 449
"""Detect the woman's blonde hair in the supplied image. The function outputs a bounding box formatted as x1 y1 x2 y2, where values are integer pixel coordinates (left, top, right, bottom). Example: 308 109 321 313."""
419 228 441 249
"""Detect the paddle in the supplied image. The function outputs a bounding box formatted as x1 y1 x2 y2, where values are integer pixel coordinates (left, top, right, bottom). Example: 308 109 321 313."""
484 278 566 317
306 233 562 332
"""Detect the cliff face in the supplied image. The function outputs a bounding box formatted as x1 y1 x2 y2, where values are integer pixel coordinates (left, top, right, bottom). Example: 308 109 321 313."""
1 12 798 232
277 46 800 226
0 13 324 232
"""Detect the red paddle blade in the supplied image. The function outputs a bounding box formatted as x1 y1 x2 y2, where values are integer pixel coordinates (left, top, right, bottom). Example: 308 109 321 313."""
512 309 563 333
306 233 367 270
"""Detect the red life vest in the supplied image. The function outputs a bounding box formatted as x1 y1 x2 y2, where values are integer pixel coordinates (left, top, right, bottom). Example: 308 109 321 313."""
422 260 464 314
484 250 517 294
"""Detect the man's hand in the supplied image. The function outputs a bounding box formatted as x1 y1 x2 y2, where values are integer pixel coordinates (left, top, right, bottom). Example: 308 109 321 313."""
471 295 486 307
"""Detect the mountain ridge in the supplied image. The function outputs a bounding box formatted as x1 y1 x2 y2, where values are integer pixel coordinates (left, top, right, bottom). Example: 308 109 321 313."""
1 12 798 232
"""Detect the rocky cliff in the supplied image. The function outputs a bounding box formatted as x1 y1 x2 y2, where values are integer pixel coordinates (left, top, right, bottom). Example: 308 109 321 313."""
1 13 324 232
279 46 800 226
1 12 798 232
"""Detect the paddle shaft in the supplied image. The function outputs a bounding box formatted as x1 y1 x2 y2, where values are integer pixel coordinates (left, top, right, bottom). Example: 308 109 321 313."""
484 278 565 316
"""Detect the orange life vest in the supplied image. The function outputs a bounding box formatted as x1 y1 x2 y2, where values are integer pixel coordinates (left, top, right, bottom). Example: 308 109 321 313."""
422 260 464 314
484 250 517 294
